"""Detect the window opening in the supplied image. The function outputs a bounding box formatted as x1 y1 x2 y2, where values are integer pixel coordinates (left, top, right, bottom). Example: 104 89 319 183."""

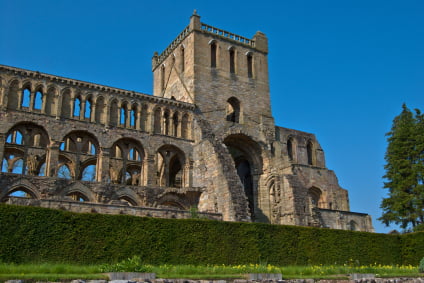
34 91 43 110
211 42 217 68
229 48 235 73
22 88 31 108
73 97 81 117
247 53 253 78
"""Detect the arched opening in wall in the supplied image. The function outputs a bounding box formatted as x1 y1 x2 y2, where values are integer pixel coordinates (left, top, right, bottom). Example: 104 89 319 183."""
180 46 185 72
247 52 253 78
7 80 19 110
84 96 92 120
229 47 236 74
57 164 72 179
1 187 37 202
226 97 241 123
181 114 190 139
110 138 144 186
120 102 128 126
349 220 358 231
163 109 170 136
60 131 99 181
223 134 263 222
109 99 119 126
4 123 49 176
33 89 43 110
172 112 179 137
307 141 315 166
73 96 81 118
119 196 137 206
38 161 46 176
95 97 105 124
21 87 31 108
154 108 162 134
61 89 72 118
156 145 186 188
287 137 295 161
160 65 165 92
210 41 217 68
67 191 88 202
130 104 138 128
308 187 323 209
80 163 96 182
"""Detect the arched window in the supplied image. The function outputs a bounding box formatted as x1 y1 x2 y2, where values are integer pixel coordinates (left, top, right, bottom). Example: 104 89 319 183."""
67 192 88 202
161 65 166 92
120 106 126 126
307 141 314 165
84 98 92 119
287 138 294 161
163 110 170 136
110 138 144 185
229 47 235 74
58 164 72 179
81 164 96 182
226 97 241 123
349 220 358 231
130 104 137 128
38 162 46 176
21 88 31 108
247 53 253 78
61 89 72 118
95 97 105 124
156 145 186 188
34 90 43 110
210 41 217 68
109 100 119 126
73 97 81 117
172 112 179 137
180 46 185 72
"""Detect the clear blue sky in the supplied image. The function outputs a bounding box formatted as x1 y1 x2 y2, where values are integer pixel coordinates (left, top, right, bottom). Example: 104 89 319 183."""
1 0 423 233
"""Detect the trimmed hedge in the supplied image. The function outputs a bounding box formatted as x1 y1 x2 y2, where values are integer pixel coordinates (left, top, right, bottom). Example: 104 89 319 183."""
0 204 422 265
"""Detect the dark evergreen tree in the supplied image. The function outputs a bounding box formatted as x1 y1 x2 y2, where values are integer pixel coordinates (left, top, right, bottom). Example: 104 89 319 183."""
380 104 424 229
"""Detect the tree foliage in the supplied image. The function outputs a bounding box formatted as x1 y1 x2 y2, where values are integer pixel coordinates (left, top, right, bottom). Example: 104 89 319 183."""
380 104 424 229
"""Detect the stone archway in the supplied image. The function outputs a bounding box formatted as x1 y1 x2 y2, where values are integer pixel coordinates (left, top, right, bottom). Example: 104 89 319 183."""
223 134 266 222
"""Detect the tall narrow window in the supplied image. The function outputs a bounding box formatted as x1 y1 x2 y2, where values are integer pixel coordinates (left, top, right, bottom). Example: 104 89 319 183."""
180 46 185 72
247 53 253 78
226 97 241 123
73 97 81 117
84 99 92 119
210 42 217 68
34 91 43 110
229 48 235 74
307 141 314 165
287 138 294 161
161 65 165 92
22 88 31 108
120 106 126 126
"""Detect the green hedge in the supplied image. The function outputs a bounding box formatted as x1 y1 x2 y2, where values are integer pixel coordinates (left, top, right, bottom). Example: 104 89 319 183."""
0 204 422 265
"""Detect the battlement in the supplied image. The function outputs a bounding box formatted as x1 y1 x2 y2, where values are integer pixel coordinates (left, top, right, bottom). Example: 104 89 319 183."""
200 23 255 47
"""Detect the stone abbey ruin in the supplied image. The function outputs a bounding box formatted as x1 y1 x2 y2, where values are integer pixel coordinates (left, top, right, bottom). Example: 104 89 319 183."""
0 13 374 232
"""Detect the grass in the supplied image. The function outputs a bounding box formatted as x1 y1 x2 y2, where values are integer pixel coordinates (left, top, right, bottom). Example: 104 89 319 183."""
0 261 421 281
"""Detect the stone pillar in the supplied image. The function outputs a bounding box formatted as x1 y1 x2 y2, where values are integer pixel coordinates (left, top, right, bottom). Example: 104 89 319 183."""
98 147 110 182
45 141 60 177
105 103 111 127
183 160 193 187
145 154 156 186
91 102 97 123
126 109 131 128
146 108 153 133
136 109 142 130
0 134 5 169
29 90 35 111
56 93 63 119
0 84 6 109
17 86 23 110
80 100 86 120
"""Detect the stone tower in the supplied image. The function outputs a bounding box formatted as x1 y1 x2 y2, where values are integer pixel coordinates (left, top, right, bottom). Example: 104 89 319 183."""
0 12 374 231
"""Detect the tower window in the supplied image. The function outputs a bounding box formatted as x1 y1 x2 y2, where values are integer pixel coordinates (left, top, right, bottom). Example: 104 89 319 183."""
180 46 185 72
161 65 165 92
247 53 253 78
226 97 241 123
229 48 235 74
210 42 217 68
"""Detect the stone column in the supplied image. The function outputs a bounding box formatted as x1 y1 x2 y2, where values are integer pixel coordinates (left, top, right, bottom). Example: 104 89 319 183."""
45 141 60 177
145 154 156 186
55 93 63 119
0 134 5 169
90 101 97 123
17 86 23 110
136 109 142 130
98 147 110 183
29 90 35 111
80 100 86 120
126 109 131 128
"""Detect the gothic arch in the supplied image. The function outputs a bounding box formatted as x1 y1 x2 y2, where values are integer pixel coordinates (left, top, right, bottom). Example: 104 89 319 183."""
6 79 20 110
156 144 186 188
110 138 145 185
226 97 241 123
223 134 263 221
61 182 94 202
1 185 39 202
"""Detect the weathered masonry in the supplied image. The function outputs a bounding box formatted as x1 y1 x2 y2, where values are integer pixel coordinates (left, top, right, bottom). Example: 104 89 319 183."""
0 12 374 231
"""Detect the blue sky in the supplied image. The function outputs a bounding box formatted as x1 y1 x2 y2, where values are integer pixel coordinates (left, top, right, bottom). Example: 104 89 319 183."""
1 0 423 233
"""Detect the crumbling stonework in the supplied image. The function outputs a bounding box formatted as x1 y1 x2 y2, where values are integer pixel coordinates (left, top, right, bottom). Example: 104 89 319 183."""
0 12 373 232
